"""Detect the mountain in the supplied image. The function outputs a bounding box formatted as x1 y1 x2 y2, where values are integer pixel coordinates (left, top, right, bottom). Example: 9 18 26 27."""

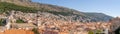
0 0 113 22
83 12 113 22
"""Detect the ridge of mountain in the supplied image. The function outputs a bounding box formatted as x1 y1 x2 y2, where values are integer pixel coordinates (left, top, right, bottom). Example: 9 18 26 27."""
0 0 113 22
83 12 113 22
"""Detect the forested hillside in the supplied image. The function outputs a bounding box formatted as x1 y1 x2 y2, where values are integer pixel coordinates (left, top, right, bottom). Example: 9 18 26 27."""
0 0 113 22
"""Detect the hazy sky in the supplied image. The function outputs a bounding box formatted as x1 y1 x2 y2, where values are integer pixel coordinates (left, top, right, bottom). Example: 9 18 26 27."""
32 0 120 17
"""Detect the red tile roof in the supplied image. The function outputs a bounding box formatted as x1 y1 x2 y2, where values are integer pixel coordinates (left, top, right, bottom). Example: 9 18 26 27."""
0 29 34 34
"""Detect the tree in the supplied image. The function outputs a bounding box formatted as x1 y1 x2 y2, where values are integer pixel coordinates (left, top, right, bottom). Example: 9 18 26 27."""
16 19 25 23
88 31 94 34
32 28 40 34
0 19 4 26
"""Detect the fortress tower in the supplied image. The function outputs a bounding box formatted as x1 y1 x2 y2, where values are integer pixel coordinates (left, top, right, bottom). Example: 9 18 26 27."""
5 11 16 29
